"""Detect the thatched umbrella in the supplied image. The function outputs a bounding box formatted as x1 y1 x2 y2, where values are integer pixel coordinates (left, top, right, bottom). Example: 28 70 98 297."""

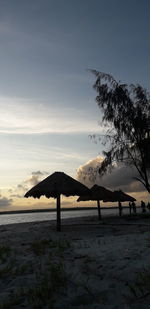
77 184 114 220
103 190 136 216
24 171 90 231
104 190 136 202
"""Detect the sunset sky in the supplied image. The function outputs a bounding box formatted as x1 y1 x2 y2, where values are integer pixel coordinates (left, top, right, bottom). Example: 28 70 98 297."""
0 0 150 210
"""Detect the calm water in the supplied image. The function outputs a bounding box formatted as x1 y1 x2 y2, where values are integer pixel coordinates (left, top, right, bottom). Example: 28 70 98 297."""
0 207 141 226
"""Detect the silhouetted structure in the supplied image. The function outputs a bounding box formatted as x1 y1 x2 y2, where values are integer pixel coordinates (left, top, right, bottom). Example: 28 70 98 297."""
118 201 122 217
129 202 132 215
77 184 114 220
24 171 90 231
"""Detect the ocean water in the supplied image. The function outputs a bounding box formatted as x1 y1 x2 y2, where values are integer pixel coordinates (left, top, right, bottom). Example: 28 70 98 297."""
0 207 141 226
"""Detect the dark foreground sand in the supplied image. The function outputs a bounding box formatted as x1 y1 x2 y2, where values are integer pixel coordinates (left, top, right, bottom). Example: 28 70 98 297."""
0 215 150 308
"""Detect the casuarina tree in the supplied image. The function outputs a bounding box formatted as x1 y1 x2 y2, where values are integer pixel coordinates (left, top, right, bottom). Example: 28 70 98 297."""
90 70 150 193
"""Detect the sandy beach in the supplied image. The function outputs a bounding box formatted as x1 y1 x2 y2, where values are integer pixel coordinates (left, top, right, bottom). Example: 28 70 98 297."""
1 214 150 308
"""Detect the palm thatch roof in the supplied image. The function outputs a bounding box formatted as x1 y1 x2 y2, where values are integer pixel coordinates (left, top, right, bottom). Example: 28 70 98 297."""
77 184 114 202
25 171 89 199
77 184 114 220
103 190 136 202
24 171 90 231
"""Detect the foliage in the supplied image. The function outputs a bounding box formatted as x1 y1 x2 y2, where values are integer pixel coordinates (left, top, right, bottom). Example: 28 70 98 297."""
27 262 68 308
30 238 71 256
90 70 150 192
30 239 50 255
0 261 68 309
0 239 70 309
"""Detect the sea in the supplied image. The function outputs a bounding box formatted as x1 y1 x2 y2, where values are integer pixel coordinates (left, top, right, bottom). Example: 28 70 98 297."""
0 206 141 226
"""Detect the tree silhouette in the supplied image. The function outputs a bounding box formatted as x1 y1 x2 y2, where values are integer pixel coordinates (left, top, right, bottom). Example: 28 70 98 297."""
91 70 150 193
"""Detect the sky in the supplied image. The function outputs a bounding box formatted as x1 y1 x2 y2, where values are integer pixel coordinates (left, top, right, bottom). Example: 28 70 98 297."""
0 0 150 210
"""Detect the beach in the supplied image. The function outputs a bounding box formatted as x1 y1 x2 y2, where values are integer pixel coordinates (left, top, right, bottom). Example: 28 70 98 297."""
1 214 150 308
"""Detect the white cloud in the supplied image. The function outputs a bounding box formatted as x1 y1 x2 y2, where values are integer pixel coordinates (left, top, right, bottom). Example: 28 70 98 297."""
0 96 102 134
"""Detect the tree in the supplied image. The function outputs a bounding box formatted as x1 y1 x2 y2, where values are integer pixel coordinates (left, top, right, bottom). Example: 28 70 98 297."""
90 70 150 193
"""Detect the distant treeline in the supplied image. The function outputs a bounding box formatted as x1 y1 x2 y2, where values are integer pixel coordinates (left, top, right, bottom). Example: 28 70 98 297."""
0 205 140 215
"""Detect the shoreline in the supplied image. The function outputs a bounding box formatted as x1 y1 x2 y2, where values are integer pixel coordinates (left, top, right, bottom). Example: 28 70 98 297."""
0 206 97 215
0 205 136 215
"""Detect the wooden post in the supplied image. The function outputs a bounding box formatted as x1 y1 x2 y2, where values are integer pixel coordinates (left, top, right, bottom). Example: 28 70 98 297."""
97 200 102 220
57 195 61 231
118 201 122 217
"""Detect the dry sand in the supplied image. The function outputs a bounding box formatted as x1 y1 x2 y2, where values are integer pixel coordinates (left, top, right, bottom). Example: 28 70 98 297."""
0 214 150 308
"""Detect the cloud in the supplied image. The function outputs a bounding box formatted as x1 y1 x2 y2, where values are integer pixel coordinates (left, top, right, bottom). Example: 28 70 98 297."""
76 156 147 193
0 97 101 134
9 194 22 198
3 171 49 202
17 170 48 193
0 197 13 207
0 170 49 209
17 184 28 191
24 171 48 186
76 156 104 188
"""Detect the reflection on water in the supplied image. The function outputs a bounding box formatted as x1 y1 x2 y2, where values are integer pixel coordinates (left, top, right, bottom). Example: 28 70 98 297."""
0 207 140 226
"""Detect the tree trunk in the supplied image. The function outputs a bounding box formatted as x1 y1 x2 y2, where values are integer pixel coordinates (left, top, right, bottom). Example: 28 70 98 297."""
145 180 150 193
97 200 102 220
57 195 61 231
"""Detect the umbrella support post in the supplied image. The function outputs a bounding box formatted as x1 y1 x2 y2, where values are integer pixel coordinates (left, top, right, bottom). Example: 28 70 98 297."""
97 200 102 220
118 201 122 217
57 195 61 231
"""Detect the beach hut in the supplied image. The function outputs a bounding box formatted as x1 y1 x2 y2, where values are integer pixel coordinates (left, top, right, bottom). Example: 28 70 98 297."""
24 171 90 231
77 184 114 220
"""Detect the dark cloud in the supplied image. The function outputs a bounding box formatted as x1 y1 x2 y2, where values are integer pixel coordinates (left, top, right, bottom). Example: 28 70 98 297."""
24 170 48 186
17 184 28 192
0 197 13 207
76 157 149 193
17 170 49 193
31 171 47 176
